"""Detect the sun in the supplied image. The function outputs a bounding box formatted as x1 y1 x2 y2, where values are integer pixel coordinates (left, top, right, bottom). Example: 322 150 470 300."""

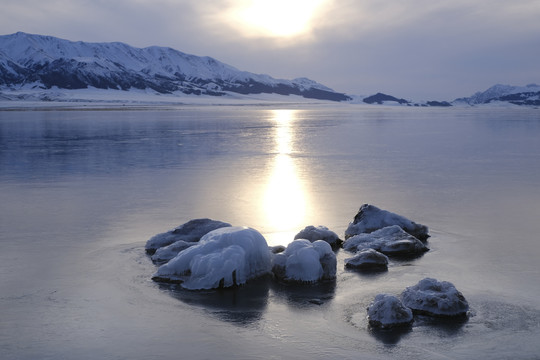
231 0 328 38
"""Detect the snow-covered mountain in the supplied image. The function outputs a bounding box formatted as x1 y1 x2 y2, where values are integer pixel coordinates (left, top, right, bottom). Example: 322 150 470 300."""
455 84 540 106
0 32 351 101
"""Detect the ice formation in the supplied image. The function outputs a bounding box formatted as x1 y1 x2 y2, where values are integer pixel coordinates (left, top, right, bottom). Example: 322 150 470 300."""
151 240 197 265
367 294 414 328
342 225 428 257
345 204 429 241
145 218 231 254
152 226 272 290
294 225 342 248
272 239 337 283
401 278 469 317
344 248 388 270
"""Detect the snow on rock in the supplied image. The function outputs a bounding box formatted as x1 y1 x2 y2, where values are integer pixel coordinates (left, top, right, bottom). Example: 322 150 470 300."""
272 239 337 283
345 204 429 241
269 245 286 254
152 226 272 290
343 225 428 257
151 240 197 265
367 294 414 328
294 225 342 248
401 278 469 317
145 218 231 254
344 248 389 270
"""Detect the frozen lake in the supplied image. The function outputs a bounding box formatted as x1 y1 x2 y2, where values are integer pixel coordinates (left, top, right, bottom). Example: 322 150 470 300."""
1 105 540 359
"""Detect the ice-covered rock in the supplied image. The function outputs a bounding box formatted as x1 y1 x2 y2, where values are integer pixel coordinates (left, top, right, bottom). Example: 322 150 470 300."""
294 225 342 248
152 226 272 290
345 204 429 241
344 248 389 270
145 218 231 254
343 225 428 257
150 240 197 265
367 294 414 328
401 278 469 317
269 245 286 254
272 239 337 283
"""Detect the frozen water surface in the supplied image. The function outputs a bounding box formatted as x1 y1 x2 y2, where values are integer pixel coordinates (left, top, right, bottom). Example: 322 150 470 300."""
1 105 540 359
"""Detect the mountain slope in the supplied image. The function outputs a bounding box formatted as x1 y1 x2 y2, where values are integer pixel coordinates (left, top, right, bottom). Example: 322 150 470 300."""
0 32 350 101
455 83 540 105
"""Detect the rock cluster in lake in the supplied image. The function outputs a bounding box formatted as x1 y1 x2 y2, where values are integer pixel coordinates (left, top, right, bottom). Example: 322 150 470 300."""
146 204 467 329
367 278 469 329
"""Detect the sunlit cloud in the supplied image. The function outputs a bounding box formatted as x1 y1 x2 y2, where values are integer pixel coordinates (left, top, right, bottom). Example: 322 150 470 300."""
224 0 330 40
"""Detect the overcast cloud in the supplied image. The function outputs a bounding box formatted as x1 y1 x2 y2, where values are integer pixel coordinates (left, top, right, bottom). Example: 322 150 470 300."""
1 0 539 100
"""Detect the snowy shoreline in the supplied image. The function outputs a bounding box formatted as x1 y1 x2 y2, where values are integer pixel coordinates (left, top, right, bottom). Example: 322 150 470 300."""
2 86 538 110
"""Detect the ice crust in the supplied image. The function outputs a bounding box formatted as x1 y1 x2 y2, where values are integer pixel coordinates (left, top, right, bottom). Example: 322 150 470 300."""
145 218 231 254
344 248 388 270
401 278 469 317
151 240 197 264
367 294 414 328
153 226 271 290
343 225 428 257
272 239 337 283
345 204 429 241
294 225 342 248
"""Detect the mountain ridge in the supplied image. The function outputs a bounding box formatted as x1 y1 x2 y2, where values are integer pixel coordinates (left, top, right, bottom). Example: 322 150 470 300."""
0 32 351 101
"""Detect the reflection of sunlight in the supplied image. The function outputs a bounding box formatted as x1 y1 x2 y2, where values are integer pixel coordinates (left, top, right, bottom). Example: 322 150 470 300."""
263 110 308 244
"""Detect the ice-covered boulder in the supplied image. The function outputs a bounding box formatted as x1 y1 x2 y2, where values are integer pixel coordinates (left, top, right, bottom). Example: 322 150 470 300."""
345 204 429 241
145 218 231 254
272 239 337 283
269 245 286 254
401 278 469 317
151 240 197 265
367 294 414 328
344 248 389 270
152 226 272 290
294 225 342 248
343 225 428 257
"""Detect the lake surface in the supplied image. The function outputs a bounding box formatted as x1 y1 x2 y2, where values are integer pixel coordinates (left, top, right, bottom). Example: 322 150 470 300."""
1 105 540 359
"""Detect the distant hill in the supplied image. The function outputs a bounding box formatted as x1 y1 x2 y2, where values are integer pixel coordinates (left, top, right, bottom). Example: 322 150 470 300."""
363 92 409 105
454 84 540 106
0 32 351 101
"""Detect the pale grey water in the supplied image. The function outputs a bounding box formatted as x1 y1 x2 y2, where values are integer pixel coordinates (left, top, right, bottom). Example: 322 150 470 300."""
1 105 540 359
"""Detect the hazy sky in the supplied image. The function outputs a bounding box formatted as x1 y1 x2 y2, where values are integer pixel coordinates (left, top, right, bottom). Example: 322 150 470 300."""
1 0 539 100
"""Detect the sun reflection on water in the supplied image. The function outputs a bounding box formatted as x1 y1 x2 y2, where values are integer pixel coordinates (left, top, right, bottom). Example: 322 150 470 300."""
263 110 309 245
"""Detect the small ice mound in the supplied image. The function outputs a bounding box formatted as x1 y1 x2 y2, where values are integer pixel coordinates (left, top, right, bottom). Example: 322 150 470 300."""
152 226 272 290
343 225 429 257
401 278 469 318
151 240 197 265
367 294 413 328
145 218 231 254
345 248 388 271
272 239 337 283
345 204 429 241
294 225 342 248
